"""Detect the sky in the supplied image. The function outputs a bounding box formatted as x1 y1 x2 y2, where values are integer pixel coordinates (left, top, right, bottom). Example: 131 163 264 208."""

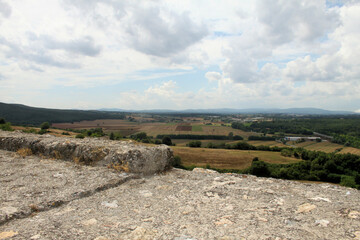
0 0 360 112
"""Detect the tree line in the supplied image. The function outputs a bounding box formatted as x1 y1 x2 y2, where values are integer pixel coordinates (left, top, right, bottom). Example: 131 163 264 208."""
156 134 243 140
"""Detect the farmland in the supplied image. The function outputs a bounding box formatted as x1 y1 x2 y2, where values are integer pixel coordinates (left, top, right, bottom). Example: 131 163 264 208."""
172 147 302 170
50 114 360 157
52 119 141 136
53 118 254 139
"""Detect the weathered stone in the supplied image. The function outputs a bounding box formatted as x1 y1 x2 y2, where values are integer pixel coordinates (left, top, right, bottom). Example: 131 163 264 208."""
0 231 18 239
30 234 41 239
0 130 173 175
139 190 153 197
0 207 18 216
315 219 330 227
348 211 360 219
82 218 98 226
296 203 317 213
310 196 331 202
101 201 118 208
125 227 157 240
192 168 217 174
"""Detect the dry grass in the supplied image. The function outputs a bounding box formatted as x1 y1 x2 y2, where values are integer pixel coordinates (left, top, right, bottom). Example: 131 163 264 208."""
172 139 237 147
248 141 285 147
16 148 33 157
108 162 130 172
172 147 301 170
53 119 141 136
339 147 360 155
251 140 360 156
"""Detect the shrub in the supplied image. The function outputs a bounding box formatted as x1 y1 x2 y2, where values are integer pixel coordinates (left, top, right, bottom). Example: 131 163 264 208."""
188 140 201 148
0 118 5 124
0 122 13 131
75 134 85 139
109 132 115 140
38 129 48 135
62 132 70 135
40 122 50 130
340 175 356 188
22 128 37 134
154 139 162 144
248 161 270 177
134 132 147 140
86 128 104 137
110 132 122 140
162 136 172 146
281 149 293 157
172 155 183 168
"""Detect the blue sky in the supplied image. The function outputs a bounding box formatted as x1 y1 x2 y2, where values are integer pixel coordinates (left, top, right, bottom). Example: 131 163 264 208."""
0 0 359 112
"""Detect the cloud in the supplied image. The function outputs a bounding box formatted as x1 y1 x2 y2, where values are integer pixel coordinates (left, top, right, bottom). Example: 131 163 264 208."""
256 0 340 44
125 6 208 57
0 0 11 18
218 1 348 84
0 36 81 69
41 35 101 57
282 3 360 82
63 0 208 57
146 80 177 97
0 33 101 69
205 72 222 82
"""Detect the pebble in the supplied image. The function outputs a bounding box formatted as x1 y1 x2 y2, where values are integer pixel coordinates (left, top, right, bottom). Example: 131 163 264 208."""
101 200 118 208
315 219 330 227
296 203 317 213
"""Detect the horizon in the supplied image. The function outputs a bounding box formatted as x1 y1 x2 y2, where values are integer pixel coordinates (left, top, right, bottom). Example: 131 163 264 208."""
1 101 358 114
0 1 360 112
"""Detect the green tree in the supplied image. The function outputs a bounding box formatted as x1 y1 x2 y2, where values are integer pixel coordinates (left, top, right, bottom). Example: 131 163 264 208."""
162 136 172 146
0 118 5 124
248 161 270 177
135 132 147 140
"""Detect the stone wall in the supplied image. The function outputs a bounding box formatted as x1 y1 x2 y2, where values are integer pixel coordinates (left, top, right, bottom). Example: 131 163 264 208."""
0 130 173 175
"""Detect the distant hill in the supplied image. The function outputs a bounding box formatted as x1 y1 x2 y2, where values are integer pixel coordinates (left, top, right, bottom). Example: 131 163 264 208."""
0 102 125 125
100 107 355 115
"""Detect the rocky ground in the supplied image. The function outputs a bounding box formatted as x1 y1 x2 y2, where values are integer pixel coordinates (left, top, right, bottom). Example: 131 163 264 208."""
1 149 360 240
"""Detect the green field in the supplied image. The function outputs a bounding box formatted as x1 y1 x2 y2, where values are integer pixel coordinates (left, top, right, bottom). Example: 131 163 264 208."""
172 147 301 170
192 125 203 132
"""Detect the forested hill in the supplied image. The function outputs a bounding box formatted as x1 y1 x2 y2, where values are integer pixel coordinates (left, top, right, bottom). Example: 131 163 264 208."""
0 102 125 125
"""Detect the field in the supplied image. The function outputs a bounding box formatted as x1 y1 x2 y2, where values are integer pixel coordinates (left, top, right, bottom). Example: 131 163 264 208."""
172 147 302 170
53 119 141 136
172 139 237 147
247 140 285 147
53 118 256 139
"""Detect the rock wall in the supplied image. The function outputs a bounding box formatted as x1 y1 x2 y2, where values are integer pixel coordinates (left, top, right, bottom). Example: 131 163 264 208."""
0 130 173 175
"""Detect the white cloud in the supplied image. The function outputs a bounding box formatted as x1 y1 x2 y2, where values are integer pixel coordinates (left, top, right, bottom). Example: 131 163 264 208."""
256 0 340 44
205 72 222 82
